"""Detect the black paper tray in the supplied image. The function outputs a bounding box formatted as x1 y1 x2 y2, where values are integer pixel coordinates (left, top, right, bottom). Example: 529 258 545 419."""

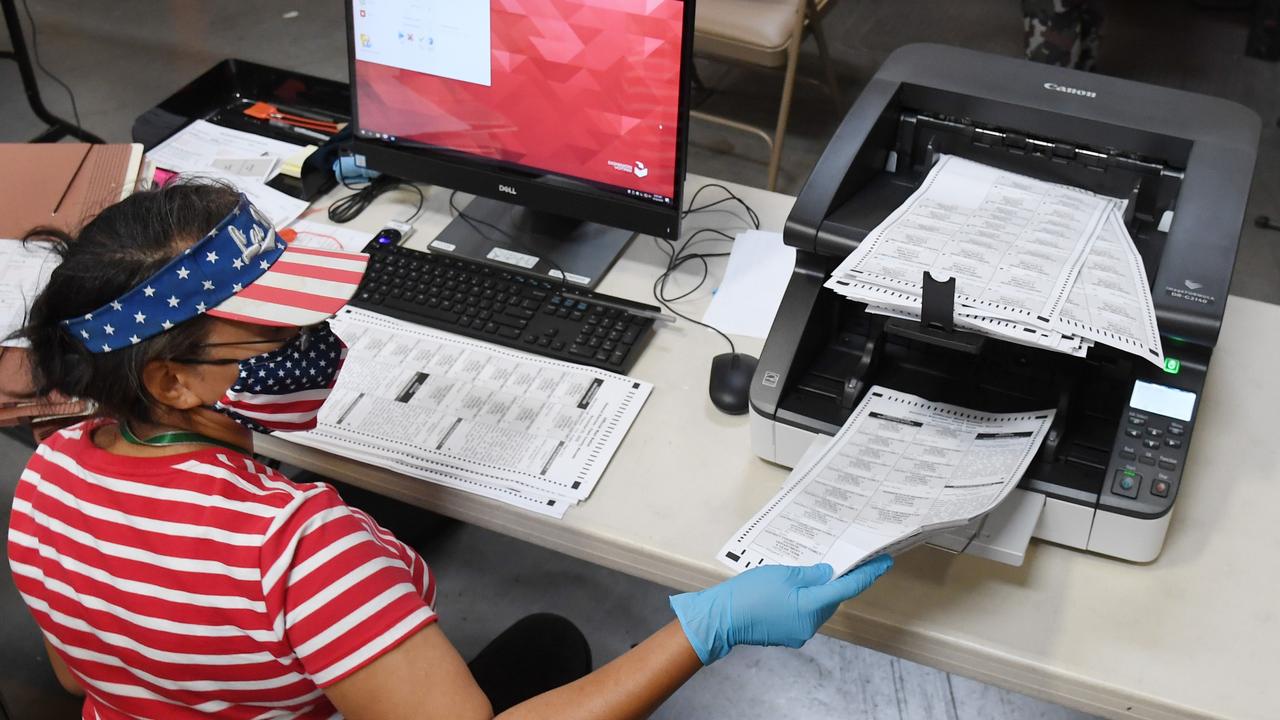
131 59 350 201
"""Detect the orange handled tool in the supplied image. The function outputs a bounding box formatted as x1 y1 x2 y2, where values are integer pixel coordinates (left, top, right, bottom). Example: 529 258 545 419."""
244 101 341 134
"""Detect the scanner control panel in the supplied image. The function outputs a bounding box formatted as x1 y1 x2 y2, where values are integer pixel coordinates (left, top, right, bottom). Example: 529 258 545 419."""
1103 380 1197 517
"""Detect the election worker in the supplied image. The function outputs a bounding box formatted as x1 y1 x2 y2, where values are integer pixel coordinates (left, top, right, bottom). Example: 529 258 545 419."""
8 182 892 719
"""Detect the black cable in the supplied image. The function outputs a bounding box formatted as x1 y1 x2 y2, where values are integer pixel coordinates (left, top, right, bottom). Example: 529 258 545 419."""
682 182 760 228
20 0 82 131
649 183 763 356
326 161 425 224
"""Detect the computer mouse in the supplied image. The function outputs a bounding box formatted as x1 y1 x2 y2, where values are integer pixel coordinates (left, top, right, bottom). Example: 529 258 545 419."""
709 352 759 415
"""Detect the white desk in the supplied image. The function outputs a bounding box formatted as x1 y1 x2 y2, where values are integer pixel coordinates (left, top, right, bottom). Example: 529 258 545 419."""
260 175 1280 720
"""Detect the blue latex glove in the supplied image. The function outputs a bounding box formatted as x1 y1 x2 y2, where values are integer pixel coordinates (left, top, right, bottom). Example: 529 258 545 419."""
670 555 893 665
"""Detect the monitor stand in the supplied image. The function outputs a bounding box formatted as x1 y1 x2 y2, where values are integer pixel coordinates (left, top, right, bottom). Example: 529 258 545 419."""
426 196 636 290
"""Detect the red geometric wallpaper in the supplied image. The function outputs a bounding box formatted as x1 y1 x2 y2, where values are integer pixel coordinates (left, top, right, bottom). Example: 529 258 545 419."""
355 0 686 201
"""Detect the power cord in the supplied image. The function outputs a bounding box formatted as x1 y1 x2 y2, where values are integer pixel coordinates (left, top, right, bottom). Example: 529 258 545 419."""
20 0 84 133
650 183 763 356
327 156 425 224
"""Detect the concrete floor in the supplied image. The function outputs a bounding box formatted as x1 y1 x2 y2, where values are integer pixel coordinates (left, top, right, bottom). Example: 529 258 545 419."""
3 0 1277 717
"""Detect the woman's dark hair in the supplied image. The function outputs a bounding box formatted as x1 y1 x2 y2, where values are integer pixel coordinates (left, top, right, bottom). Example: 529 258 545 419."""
19 181 241 423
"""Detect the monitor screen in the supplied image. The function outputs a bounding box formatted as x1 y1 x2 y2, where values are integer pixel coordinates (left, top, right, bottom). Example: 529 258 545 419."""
351 0 686 208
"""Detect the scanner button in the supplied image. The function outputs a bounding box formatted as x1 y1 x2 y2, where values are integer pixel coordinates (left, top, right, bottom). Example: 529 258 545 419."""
1128 416 1146 426
1142 439 1161 449
1165 437 1183 449
1151 480 1170 498
1113 470 1141 498
1139 452 1157 466
1124 428 1142 438
1146 427 1164 438
1158 457 1179 471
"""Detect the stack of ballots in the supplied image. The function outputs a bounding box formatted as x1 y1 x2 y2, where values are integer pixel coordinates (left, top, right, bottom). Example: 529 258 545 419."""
825 154 1165 367
280 307 652 519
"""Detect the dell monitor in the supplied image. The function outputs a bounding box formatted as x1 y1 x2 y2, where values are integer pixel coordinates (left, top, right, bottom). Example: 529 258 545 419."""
346 0 695 289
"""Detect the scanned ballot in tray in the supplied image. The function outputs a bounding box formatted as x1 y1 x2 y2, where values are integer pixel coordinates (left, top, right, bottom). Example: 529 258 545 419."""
720 388 1054 577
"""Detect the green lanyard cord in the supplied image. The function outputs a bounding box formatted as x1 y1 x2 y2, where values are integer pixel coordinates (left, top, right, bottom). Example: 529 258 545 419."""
118 422 250 456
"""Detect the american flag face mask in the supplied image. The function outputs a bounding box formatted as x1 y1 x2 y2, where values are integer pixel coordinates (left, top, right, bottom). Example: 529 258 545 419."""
203 322 347 434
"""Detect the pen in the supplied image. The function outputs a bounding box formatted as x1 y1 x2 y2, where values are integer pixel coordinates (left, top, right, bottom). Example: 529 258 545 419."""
269 119 329 141
270 102 342 123
560 292 675 324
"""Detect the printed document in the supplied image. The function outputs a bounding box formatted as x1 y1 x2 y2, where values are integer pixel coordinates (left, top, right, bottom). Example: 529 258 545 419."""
830 154 1111 323
719 387 1054 576
824 154 1164 366
282 308 652 513
1055 213 1164 365
146 120 309 227
0 241 60 347
147 120 301 177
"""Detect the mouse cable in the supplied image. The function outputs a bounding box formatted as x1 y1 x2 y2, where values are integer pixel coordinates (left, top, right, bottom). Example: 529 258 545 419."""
21 0 84 133
649 183 764 357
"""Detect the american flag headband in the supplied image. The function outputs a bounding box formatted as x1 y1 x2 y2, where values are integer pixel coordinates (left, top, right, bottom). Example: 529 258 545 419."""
62 196 287 354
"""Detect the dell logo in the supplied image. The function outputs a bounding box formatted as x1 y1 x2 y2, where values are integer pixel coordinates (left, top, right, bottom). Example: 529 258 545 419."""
498 184 518 196
1044 82 1096 98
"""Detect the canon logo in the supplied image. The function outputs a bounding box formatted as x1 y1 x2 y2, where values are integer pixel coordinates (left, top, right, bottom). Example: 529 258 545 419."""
498 184 518 196
1043 82 1096 98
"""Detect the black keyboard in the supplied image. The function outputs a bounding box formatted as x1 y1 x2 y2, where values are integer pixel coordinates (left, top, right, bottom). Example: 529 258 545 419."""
353 242 658 373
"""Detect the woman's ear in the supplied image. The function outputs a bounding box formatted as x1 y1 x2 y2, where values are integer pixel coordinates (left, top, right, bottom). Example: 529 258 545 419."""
141 360 207 411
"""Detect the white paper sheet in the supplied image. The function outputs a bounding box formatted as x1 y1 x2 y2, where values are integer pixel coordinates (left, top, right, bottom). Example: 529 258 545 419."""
208 156 281 182
146 121 310 227
1055 213 1164 367
719 386 1055 577
0 241 60 347
147 120 301 178
829 154 1114 324
824 155 1162 365
177 168 310 229
287 220 374 253
701 230 796 339
282 308 652 510
282 431 569 518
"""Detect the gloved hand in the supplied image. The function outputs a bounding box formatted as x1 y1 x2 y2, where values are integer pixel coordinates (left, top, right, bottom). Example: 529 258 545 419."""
670 555 893 665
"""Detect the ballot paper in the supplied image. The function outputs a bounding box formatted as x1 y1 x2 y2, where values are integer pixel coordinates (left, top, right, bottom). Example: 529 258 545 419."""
701 230 796 339
825 154 1163 366
719 387 1055 577
280 307 652 513
0 241 60 347
1055 212 1164 365
830 154 1113 323
283 432 571 518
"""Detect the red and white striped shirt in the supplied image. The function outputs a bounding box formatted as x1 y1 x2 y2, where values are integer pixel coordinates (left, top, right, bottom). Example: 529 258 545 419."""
7 419 438 719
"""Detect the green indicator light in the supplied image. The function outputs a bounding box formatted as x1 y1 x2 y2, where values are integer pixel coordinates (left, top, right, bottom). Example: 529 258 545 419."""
1163 357 1181 374
1124 469 1136 477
